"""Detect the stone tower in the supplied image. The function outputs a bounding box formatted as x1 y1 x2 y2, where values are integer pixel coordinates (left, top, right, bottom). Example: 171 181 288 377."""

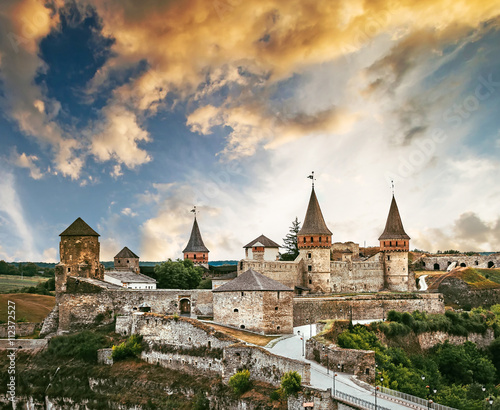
183 216 209 266
379 196 412 291
297 187 332 293
56 217 104 296
114 247 140 273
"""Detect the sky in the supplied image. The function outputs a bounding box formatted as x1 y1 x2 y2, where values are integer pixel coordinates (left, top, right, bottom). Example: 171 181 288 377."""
0 0 500 262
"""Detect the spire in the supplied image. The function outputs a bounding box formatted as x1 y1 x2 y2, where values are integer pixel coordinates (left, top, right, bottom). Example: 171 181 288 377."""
183 216 209 253
378 195 410 240
298 187 332 235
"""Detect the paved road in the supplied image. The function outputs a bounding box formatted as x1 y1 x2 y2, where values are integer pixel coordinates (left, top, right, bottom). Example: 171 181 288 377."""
266 324 412 409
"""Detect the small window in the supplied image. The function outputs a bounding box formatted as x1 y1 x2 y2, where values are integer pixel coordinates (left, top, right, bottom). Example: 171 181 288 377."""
118 259 121 263
194 254 197 259
309 279 312 284
366 368 370 375
241 292 244 297
387 256 390 261
307 253 312 259
277 291 280 299
275 307 278 311
303 237 306 243
68 267 71 272
308 265 312 272
127 260 129 263
240 325 245 329
277 326 281 330
234 308 239 313
319 237 322 243
310 237 313 243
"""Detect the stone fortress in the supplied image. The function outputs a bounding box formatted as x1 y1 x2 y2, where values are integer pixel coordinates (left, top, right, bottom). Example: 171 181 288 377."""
43 180 443 341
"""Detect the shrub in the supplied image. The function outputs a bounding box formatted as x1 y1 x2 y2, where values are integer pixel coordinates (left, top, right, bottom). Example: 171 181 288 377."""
191 391 210 409
112 334 143 361
270 389 282 401
387 310 402 322
47 331 107 363
281 371 302 396
228 369 251 395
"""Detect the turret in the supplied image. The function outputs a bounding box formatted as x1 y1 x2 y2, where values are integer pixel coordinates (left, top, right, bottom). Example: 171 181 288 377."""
183 216 209 265
298 186 332 293
379 196 412 291
114 247 140 273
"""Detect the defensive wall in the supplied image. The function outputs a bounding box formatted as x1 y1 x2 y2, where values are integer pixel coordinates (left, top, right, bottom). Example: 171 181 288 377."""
238 259 305 289
330 257 384 293
0 322 41 338
293 293 444 326
58 277 213 332
121 313 311 387
422 254 500 270
306 338 375 383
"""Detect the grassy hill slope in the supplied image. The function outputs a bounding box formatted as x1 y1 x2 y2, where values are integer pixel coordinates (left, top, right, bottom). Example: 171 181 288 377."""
0 293 55 322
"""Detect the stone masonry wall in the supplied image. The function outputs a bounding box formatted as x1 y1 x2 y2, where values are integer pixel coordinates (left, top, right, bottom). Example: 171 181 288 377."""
58 279 213 331
330 257 384 293
288 389 336 410
130 314 238 349
0 322 41 338
293 293 444 326
238 259 303 289
384 251 411 291
417 329 495 350
422 255 500 270
223 343 311 386
213 290 293 334
60 236 103 280
141 350 223 376
306 339 375 383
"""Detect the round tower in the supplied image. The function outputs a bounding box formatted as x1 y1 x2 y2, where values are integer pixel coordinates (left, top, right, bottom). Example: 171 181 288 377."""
379 195 412 291
298 187 332 293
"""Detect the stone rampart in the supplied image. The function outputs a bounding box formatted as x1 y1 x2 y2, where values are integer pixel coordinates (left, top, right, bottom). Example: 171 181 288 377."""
0 322 41 338
330 258 384 293
0 339 47 350
306 339 374 383
223 343 311 386
58 278 213 331
417 329 495 350
238 259 303 289
422 255 500 271
288 388 335 410
293 293 444 326
141 350 223 376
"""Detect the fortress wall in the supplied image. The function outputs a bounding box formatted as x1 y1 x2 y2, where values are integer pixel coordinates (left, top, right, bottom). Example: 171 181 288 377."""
238 259 303 289
0 322 41 338
141 350 223 376
306 338 375 383
330 261 384 293
223 344 311 386
58 278 213 331
131 314 237 349
422 255 500 270
293 293 444 326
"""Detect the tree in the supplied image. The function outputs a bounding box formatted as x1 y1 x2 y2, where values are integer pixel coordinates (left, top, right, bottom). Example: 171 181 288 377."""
280 217 301 261
153 258 203 289
281 371 302 396
228 369 251 395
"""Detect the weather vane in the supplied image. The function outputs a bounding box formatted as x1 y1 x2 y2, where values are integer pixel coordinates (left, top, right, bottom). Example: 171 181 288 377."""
307 171 316 188
391 179 395 196
191 206 198 216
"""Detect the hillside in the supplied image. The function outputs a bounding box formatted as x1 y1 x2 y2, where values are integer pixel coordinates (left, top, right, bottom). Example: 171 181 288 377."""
0 293 55 323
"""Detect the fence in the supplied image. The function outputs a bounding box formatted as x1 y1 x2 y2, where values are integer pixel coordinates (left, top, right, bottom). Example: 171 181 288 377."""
335 390 391 410
378 386 457 410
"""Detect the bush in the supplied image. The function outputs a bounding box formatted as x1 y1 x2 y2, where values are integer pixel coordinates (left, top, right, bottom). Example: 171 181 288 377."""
112 334 143 361
228 369 251 395
47 331 107 363
191 391 210 409
281 371 302 396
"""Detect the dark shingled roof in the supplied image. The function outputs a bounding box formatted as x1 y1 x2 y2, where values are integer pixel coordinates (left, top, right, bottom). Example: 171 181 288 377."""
213 268 293 292
298 188 332 235
115 247 139 259
183 217 209 253
243 234 280 249
378 196 411 240
60 217 99 237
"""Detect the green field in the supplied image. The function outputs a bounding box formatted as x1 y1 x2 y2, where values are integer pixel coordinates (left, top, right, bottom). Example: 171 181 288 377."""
0 293 55 323
0 274 50 293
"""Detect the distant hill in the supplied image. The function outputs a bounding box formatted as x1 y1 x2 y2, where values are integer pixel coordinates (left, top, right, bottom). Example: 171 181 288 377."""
3 260 239 269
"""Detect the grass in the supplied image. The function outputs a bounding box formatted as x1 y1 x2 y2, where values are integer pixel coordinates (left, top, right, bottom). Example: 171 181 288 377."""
0 274 50 293
0 293 55 322
206 322 280 346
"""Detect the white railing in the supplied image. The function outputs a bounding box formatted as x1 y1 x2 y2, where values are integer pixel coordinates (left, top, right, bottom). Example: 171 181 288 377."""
336 390 391 410
378 386 458 410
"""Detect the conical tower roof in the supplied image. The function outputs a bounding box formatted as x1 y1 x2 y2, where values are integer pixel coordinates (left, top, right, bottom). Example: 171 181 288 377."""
378 196 410 240
60 217 99 236
298 188 332 235
183 217 209 253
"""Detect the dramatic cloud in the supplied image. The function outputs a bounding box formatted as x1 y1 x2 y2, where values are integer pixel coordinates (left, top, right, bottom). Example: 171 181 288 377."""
14 151 43 179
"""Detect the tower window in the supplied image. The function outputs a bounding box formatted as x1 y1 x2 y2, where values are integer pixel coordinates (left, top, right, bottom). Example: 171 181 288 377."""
387 256 390 261
319 237 322 243
309 279 312 284
234 308 239 313
127 260 129 263
241 292 244 296
277 291 280 299
310 237 313 243
193 254 196 259
307 253 312 259
303 237 306 243
275 307 278 311
308 265 312 272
